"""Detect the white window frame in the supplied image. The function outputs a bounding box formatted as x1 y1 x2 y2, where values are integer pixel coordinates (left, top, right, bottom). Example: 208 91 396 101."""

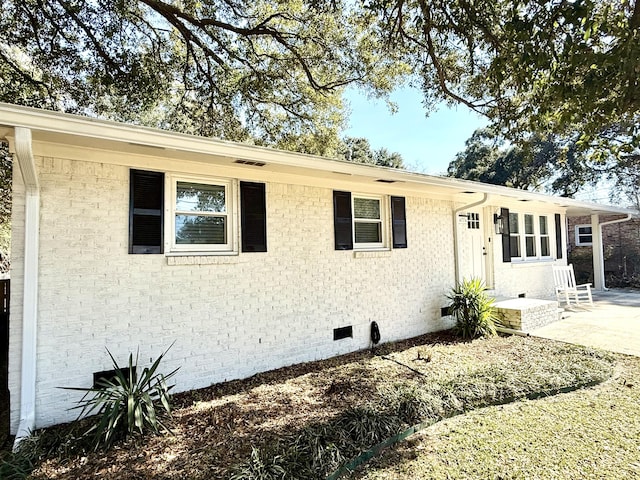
575 224 593 246
166 175 237 254
352 193 388 250
539 215 551 258
510 211 556 262
524 213 537 258
509 212 522 259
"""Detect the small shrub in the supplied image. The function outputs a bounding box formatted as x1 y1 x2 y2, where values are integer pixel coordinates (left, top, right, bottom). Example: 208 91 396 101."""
383 384 441 425
229 447 287 480
64 346 178 449
0 434 41 480
447 278 497 339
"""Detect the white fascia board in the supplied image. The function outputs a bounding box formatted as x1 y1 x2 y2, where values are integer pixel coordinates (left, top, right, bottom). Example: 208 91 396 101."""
0 103 637 217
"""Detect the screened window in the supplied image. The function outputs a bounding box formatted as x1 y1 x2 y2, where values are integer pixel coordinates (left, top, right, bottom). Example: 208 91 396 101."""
509 213 521 258
353 196 383 247
540 216 550 257
524 214 536 257
575 225 593 246
171 177 234 252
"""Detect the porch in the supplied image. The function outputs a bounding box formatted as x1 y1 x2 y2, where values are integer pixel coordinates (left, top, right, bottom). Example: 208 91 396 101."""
530 289 640 357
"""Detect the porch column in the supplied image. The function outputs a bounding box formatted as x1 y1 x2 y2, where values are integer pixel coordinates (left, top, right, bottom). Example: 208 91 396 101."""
591 214 605 290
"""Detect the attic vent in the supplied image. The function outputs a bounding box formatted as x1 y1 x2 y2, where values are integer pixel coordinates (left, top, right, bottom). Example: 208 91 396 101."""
234 159 266 167
375 179 396 183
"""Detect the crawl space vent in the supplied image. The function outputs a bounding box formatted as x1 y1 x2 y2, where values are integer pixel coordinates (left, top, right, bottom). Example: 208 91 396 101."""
93 367 135 388
333 326 353 340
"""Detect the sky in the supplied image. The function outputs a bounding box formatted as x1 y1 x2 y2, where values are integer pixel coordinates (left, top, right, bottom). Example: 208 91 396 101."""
343 86 488 175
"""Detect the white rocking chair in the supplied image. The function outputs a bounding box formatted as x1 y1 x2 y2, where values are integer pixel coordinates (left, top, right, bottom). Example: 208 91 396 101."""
552 264 593 307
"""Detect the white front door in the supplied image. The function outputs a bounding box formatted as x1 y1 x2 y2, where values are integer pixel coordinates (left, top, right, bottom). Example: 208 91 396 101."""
460 211 486 283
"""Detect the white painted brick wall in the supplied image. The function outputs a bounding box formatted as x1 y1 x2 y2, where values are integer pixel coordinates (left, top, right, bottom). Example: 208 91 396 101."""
10 155 458 431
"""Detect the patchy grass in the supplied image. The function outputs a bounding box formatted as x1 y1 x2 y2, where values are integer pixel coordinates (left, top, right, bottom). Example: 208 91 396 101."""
0 333 617 479
354 356 640 480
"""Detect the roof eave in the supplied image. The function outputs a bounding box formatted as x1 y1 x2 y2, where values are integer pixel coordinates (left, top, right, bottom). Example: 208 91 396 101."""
0 103 637 217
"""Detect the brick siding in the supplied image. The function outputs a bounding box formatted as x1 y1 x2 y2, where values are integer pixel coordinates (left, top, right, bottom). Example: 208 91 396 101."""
567 215 640 284
10 155 459 430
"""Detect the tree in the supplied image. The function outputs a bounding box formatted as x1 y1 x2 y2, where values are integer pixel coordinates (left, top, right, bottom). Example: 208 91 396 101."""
337 137 405 168
2 0 638 158
610 153 640 209
0 0 406 156
448 128 593 197
370 0 640 157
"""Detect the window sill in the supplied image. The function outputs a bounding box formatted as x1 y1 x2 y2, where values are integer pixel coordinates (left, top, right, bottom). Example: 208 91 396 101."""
166 254 240 266
509 258 557 267
353 250 392 259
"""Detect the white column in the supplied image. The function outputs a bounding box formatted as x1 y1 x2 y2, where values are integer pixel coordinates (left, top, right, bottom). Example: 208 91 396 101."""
591 214 605 290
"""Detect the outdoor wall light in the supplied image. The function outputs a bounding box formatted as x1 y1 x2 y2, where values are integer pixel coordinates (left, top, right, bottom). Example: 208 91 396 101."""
493 213 505 234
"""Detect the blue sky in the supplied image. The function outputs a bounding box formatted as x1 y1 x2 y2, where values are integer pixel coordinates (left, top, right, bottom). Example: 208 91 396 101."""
344 86 487 175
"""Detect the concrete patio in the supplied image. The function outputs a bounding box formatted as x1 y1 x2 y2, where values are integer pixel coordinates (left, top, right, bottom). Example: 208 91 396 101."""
531 289 640 357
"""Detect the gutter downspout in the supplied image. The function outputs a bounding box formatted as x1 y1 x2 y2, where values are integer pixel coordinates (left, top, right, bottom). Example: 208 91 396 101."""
13 127 39 447
594 214 633 291
453 193 489 286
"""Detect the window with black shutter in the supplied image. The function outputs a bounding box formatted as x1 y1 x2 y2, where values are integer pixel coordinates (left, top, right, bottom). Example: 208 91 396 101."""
129 170 164 254
333 190 353 250
240 182 267 252
391 196 407 248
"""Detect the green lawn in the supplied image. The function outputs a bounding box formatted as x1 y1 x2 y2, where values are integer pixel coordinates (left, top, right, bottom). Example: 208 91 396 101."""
354 356 640 480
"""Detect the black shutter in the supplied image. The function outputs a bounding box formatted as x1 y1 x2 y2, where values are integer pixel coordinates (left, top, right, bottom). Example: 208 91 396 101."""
501 207 511 262
391 196 407 248
555 213 563 259
333 190 353 250
240 182 267 252
129 169 164 254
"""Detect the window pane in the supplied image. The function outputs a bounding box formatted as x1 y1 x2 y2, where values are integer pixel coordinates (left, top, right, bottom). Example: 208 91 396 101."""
526 236 536 256
579 234 593 244
509 213 519 233
176 182 226 213
539 216 548 234
510 236 521 257
176 215 226 244
355 222 381 243
578 226 592 235
354 198 380 220
524 214 535 234
541 237 550 256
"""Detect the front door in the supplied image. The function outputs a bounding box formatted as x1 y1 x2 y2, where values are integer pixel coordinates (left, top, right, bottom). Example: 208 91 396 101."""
467 212 485 281
458 209 493 288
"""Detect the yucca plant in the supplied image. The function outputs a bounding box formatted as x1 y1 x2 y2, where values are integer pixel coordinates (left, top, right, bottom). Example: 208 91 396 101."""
447 278 497 339
64 345 179 449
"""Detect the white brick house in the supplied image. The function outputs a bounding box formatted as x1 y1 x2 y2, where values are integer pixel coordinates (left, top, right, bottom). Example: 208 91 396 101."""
0 104 634 439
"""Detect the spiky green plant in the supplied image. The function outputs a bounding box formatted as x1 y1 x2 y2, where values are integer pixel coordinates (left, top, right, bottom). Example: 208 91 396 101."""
229 447 287 480
447 278 497 339
64 345 178 449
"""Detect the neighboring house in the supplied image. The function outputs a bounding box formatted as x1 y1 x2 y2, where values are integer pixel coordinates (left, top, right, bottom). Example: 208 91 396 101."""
0 104 635 440
567 215 640 285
